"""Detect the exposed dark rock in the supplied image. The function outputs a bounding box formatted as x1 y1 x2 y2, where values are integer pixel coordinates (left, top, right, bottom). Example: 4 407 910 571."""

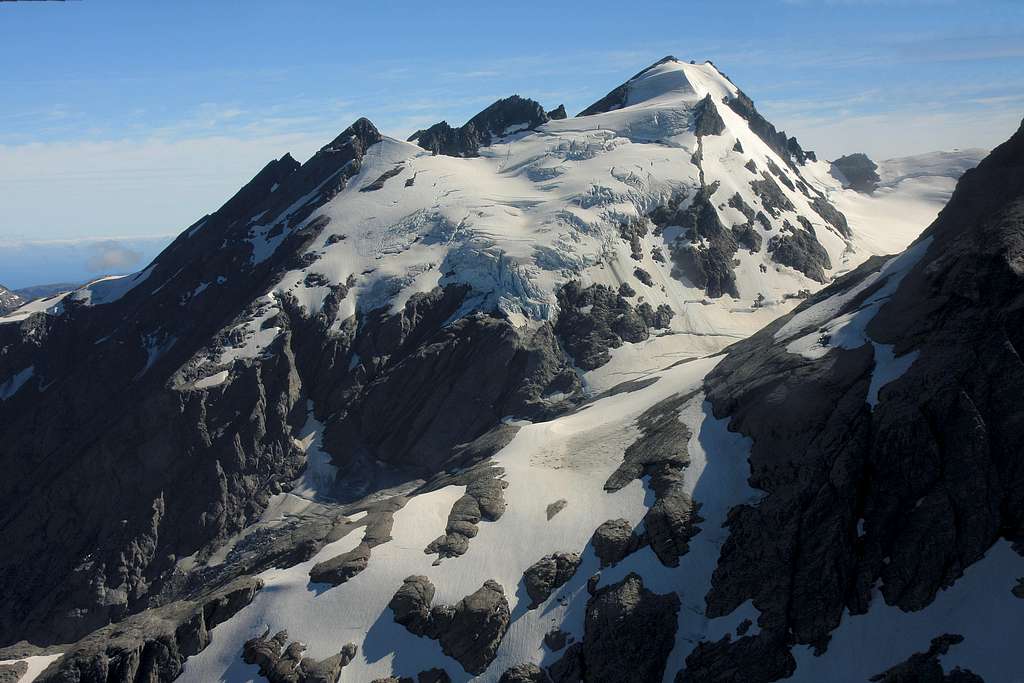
744 159 757 174
417 669 452 683
810 195 852 237
547 642 584 682
619 219 648 261
555 282 652 370
0 661 27 683
425 465 509 559
308 542 370 586
317 288 581 476
676 631 795 683
606 391 703 566
767 223 831 282
869 634 983 682
724 90 810 167
765 158 796 192
732 223 762 252
0 118 382 647
728 193 756 222
697 122 1024 674
633 267 654 286
618 282 636 298
389 577 511 675
410 96 549 157
35 577 262 683
662 187 741 298
500 663 552 683
590 519 639 567
360 165 405 192
523 552 582 607
543 628 568 651
547 105 568 120
637 302 674 329
546 499 568 520
693 94 726 137
733 139 744 153
242 629 357 683
831 152 880 194
582 573 680 683
750 172 795 218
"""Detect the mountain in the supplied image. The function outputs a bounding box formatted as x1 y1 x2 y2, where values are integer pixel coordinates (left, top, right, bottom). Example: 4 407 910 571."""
0 285 24 315
0 57 1018 682
14 283 82 302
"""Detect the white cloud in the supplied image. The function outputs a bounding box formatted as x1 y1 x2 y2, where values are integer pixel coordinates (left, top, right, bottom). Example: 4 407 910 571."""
84 240 143 272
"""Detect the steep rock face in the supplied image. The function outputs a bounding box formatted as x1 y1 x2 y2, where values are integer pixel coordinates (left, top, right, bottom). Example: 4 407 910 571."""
34 577 262 683
579 573 680 683
409 95 550 157
723 89 811 167
767 222 832 283
699 120 1024 672
554 281 660 370
0 120 382 647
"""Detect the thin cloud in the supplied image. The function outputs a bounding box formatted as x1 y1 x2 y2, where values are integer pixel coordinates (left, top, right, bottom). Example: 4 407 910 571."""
84 241 143 273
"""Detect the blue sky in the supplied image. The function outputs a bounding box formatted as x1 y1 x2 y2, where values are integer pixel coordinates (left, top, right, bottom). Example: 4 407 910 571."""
1 0 1023 287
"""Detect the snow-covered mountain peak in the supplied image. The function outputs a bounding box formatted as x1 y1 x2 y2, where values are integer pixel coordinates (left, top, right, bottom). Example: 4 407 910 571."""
1 58 947 395
578 56 736 117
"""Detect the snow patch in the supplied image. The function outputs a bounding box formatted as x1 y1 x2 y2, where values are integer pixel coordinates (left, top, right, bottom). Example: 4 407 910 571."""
0 365 34 400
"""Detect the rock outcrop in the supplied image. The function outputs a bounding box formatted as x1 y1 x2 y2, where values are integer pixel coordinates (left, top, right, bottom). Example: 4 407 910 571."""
656 185 742 298
522 552 582 608
389 576 511 675
242 630 357 683
868 634 983 682
554 282 655 370
831 152 881 194
35 577 263 683
581 573 680 683
590 519 639 567
425 467 509 559
409 96 550 157
500 663 552 683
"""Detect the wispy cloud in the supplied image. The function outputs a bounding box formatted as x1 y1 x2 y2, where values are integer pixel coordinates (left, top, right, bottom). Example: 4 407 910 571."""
84 240 143 272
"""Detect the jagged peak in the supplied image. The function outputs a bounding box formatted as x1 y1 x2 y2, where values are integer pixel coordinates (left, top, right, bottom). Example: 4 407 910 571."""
408 94 551 157
322 116 382 153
